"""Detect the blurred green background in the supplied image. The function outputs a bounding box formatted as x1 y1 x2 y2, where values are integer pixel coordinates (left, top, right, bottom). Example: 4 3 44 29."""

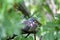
0 0 60 40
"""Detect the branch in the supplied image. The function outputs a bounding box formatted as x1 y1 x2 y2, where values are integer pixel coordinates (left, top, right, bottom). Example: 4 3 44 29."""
34 33 36 40
6 34 17 40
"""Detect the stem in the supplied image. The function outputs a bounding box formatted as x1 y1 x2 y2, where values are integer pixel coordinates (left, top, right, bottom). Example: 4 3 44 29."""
34 33 36 40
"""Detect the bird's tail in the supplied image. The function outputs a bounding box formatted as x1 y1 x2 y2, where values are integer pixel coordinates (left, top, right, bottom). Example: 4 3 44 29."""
17 1 30 18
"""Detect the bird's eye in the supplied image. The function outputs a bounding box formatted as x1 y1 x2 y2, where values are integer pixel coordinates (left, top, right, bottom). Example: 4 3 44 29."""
34 21 36 23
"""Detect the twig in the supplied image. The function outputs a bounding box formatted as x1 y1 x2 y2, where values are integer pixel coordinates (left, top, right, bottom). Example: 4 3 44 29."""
25 33 30 38
6 34 17 40
34 33 36 40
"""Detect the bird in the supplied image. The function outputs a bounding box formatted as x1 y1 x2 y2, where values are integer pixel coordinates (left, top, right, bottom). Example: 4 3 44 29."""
14 0 42 38
21 17 42 38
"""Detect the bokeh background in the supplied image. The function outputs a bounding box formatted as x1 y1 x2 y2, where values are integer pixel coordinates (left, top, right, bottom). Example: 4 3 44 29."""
0 0 60 40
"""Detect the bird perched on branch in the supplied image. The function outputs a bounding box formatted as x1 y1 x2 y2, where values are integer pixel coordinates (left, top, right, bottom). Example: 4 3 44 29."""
14 0 42 38
6 1 42 40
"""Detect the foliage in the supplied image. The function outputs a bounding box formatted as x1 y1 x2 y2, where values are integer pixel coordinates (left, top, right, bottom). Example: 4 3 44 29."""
0 0 60 40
